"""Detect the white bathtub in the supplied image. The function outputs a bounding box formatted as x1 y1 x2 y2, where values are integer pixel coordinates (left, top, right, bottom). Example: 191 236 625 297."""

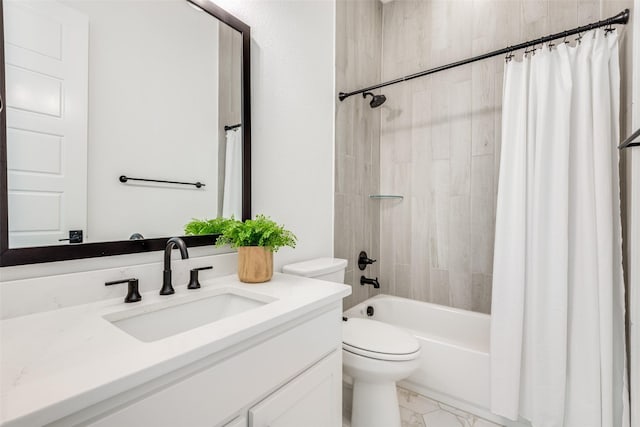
344 294 520 426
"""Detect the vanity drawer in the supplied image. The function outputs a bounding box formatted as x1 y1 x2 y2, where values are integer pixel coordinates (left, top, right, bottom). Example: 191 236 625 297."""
78 306 342 427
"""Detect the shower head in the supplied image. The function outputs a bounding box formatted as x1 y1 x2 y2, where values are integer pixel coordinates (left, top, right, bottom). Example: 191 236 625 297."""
363 92 386 108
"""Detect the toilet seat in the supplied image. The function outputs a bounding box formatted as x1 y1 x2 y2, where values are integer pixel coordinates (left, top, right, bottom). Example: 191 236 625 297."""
342 318 420 361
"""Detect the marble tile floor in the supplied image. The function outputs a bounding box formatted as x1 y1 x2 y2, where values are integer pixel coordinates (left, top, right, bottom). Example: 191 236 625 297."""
342 386 503 427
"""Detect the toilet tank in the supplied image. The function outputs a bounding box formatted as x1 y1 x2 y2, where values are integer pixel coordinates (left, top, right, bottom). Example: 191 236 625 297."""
282 258 348 283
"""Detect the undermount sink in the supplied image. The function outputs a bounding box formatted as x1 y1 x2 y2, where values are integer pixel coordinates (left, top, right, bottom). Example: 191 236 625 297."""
104 288 274 342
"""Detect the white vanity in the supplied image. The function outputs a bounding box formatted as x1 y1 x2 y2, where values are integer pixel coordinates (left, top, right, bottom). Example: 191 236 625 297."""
0 273 350 427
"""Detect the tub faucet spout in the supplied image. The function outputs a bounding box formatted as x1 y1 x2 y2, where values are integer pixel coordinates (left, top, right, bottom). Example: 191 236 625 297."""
360 276 380 289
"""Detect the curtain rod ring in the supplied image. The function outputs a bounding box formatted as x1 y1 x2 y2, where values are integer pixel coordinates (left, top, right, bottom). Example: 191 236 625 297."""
505 47 514 62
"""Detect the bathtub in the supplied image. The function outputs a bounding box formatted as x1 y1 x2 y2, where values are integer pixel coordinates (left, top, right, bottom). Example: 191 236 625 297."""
344 294 520 426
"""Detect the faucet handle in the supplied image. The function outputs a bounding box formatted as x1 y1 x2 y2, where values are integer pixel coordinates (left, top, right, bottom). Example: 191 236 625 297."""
357 251 377 270
105 278 142 303
188 266 213 289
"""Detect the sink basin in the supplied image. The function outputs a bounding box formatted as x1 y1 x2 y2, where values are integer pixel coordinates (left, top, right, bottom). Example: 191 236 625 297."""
104 288 273 342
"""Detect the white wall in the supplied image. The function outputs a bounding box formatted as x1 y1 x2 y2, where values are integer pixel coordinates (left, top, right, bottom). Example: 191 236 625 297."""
63 0 220 242
629 3 640 424
0 0 336 280
206 0 336 271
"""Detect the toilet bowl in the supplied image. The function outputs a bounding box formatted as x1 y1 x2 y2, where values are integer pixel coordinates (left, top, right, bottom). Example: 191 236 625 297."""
282 258 421 427
342 317 420 427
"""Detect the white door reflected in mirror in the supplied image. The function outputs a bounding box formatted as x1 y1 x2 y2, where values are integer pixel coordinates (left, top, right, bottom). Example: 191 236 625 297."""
2 0 243 249
5 1 88 248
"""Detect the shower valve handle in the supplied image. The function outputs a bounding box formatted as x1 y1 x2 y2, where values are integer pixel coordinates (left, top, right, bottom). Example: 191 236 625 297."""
358 251 377 270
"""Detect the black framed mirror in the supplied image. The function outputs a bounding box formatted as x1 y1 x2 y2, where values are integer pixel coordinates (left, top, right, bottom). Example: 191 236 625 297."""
0 0 251 266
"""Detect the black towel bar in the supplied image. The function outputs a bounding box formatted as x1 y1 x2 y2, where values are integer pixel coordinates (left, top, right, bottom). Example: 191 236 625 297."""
119 175 205 188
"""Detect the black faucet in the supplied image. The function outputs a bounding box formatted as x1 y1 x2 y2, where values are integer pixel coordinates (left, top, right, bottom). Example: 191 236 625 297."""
160 237 189 295
358 251 377 270
360 276 380 289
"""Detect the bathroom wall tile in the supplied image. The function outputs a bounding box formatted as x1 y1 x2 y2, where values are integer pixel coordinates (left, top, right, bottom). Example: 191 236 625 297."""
521 0 548 40
494 1 521 46
379 202 397 296
472 273 493 314
449 195 471 271
429 269 450 306
392 194 412 265
355 109 374 170
352 195 366 252
430 74 451 161
548 0 578 34
390 93 414 164
410 197 430 302
472 0 498 41
450 80 472 197
336 154 356 196
334 194 354 260
343 97 359 157
394 264 412 299
471 44 496 157
429 0 450 53
450 1 474 60
411 88 432 199
471 154 495 275
429 160 450 270
577 0 599 23
448 194 472 308
335 0 382 310
450 271 473 310
379 141 395 195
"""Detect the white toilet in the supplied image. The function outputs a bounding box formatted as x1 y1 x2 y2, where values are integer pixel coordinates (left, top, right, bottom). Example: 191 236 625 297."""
282 258 421 427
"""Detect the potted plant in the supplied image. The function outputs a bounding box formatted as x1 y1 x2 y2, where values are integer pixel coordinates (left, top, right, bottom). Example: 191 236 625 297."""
186 215 297 283
216 215 297 283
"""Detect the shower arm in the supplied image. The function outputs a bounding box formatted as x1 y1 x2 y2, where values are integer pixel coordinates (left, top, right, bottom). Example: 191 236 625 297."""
338 9 630 102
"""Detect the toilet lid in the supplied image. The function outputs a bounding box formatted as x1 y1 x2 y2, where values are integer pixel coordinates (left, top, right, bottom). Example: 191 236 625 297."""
342 318 420 361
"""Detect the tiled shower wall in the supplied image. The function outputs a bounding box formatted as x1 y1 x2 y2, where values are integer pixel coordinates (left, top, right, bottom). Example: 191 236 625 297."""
377 0 633 314
335 0 632 313
335 0 383 309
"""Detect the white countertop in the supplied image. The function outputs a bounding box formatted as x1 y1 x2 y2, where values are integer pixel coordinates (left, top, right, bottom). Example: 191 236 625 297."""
0 273 350 427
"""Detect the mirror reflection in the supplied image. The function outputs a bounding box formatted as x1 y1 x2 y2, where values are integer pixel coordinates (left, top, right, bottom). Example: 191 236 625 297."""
3 0 243 248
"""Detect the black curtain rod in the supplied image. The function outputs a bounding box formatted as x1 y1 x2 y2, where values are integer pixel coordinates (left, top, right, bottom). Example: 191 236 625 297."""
619 127 640 149
225 123 241 131
338 9 630 102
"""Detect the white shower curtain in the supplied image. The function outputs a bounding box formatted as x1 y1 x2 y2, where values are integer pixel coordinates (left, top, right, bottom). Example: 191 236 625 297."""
490 30 629 427
222 128 242 219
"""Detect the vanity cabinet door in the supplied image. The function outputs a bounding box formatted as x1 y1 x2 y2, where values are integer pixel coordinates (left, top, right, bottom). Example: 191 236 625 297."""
75 308 341 427
249 351 341 427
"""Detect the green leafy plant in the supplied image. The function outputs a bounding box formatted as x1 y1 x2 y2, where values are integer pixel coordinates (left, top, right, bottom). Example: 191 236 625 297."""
184 217 235 236
216 215 297 252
